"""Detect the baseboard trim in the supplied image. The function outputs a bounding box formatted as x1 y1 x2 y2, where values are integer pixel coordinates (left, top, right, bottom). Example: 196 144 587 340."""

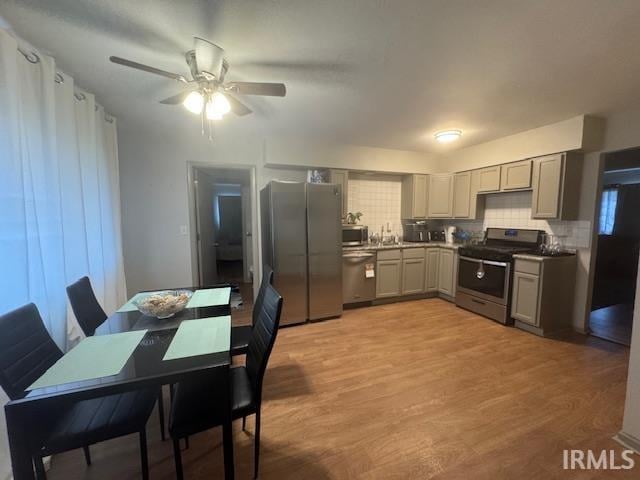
614 431 640 453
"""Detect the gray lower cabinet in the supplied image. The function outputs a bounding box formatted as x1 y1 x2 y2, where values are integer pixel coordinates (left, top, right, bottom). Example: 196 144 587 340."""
376 259 402 298
511 271 540 326
371 247 457 301
511 256 576 336
437 248 456 296
402 257 425 295
425 248 440 292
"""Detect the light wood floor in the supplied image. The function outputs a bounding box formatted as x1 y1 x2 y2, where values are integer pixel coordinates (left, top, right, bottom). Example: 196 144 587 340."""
590 303 634 346
48 299 636 479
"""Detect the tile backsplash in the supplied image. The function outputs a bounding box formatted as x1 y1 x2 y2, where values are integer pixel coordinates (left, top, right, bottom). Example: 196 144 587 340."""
441 191 592 249
347 174 402 236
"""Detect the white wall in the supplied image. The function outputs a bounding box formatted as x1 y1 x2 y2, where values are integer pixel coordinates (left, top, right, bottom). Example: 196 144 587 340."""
622 259 640 450
118 126 436 296
437 115 602 172
577 107 640 448
265 138 440 174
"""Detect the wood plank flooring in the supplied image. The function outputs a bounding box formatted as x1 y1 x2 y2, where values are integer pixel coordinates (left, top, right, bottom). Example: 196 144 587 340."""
590 303 634 346
48 299 636 479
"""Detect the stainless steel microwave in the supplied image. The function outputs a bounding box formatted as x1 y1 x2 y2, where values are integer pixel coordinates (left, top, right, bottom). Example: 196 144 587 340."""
342 225 369 247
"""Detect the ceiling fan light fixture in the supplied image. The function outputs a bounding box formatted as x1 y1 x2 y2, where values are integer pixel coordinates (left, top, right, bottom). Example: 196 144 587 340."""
183 91 204 114
205 101 223 120
434 129 462 143
211 92 231 115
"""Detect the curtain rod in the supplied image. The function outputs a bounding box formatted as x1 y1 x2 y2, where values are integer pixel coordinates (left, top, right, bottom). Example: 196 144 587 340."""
15 43 115 124
17 46 39 64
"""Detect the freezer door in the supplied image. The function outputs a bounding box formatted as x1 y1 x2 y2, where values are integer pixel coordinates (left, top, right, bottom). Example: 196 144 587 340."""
307 183 343 320
267 181 308 325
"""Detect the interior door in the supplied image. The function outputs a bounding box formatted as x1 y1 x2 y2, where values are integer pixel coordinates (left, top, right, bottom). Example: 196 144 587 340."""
194 168 218 286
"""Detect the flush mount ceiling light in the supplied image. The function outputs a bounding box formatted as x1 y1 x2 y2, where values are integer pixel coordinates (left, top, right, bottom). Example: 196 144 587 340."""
434 130 462 143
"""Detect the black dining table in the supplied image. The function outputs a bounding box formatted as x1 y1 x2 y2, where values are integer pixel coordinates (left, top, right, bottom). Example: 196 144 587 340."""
5 288 235 480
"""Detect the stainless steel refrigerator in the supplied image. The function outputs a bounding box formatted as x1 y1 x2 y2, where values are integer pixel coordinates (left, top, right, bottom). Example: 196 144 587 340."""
260 181 343 325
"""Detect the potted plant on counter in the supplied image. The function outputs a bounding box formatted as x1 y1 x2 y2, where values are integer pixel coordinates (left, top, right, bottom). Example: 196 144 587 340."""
346 212 363 224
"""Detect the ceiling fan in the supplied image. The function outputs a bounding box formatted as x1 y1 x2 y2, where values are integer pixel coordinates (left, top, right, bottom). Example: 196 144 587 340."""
109 37 286 122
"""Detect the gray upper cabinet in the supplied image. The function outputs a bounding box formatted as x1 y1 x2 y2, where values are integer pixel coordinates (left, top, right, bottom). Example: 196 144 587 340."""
427 174 454 218
476 166 501 193
500 159 532 191
453 172 472 218
531 153 582 220
531 155 561 218
425 248 439 292
401 174 428 219
330 169 349 221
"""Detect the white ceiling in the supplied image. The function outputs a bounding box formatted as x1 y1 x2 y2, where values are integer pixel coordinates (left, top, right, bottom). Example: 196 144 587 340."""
3 0 640 153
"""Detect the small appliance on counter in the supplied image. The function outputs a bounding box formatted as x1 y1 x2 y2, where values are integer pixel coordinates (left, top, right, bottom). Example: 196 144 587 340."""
428 229 446 242
342 224 369 247
445 226 456 244
402 219 429 242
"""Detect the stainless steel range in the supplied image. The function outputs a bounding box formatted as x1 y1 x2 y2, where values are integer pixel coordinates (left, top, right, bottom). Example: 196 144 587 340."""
456 228 543 324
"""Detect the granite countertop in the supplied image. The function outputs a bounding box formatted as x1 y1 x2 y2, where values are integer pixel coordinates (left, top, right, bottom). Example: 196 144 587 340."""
512 252 577 262
343 242 460 252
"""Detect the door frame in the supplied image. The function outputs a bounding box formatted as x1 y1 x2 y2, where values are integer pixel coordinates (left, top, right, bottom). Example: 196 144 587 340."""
186 162 260 299
585 146 640 335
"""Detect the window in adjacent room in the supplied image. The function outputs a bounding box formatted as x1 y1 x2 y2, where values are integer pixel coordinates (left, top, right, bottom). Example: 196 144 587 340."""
598 187 618 235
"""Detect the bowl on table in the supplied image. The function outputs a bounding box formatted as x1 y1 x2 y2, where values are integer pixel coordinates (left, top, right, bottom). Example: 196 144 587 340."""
132 290 193 319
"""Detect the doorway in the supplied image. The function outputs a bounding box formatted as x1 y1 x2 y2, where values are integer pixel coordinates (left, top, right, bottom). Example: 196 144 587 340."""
589 148 640 346
191 166 254 325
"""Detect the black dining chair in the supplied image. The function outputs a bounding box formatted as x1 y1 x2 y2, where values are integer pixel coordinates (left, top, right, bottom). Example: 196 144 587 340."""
230 265 274 356
0 303 157 480
168 284 283 480
66 276 167 441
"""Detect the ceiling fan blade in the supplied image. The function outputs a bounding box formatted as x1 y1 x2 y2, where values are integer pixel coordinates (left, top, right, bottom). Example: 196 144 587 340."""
109 56 188 83
159 90 193 105
226 82 286 97
225 94 252 116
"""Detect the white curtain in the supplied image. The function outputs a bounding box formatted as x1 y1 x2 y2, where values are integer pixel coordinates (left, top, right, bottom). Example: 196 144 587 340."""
0 28 127 479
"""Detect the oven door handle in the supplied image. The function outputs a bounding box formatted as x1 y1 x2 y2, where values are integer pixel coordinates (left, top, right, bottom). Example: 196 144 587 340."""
482 259 509 268
459 256 508 268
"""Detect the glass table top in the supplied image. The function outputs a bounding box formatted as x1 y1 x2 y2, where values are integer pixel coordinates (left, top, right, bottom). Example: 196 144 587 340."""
20 303 231 402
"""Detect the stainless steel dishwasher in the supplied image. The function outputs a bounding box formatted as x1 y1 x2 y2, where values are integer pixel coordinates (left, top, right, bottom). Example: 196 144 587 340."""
342 251 377 304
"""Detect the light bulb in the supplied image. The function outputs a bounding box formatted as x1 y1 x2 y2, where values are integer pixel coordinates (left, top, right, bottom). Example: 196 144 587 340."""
183 91 204 114
206 98 223 120
211 92 231 115
434 130 462 143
